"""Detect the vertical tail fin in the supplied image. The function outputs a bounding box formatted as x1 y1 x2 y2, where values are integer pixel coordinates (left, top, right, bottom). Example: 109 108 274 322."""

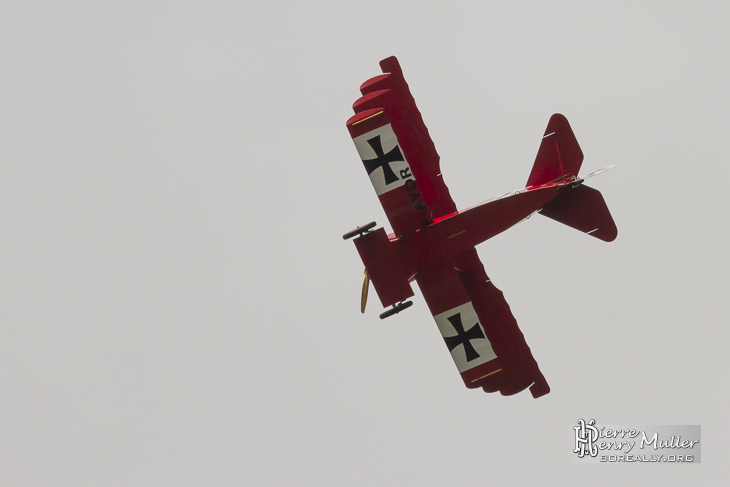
527 114 583 187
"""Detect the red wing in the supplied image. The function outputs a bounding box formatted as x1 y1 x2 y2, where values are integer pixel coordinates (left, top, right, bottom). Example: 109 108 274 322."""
346 57 457 237
415 258 502 386
416 249 550 398
347 109 432 237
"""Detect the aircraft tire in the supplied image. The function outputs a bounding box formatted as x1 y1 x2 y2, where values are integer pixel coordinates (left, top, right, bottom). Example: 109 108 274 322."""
379 300 413 319
342 221 376 240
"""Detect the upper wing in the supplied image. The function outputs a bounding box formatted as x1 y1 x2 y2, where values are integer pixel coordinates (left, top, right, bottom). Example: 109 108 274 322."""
346 57 457 237
416 248 550 398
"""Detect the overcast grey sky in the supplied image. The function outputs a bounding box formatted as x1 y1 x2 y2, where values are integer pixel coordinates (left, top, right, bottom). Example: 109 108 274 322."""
1 1 728 485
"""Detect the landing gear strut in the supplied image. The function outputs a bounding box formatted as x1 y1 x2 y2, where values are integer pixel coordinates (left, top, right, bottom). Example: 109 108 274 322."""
379 300 413 320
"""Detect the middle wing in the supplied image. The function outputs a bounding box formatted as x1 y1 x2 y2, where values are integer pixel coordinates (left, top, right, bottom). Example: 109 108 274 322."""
416 248 550 397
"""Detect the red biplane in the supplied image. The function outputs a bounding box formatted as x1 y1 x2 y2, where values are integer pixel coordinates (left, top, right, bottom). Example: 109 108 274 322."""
343 57 617 398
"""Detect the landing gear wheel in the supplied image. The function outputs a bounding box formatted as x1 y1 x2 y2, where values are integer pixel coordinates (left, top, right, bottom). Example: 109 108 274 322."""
342 221 377 240
379 300 413 319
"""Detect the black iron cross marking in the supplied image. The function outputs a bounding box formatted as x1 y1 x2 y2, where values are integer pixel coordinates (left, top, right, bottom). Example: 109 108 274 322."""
362 135 404 186
444 313 486 363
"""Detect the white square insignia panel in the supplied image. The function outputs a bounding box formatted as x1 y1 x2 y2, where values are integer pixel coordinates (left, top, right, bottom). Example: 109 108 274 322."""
352 124 411 196
434 302 497 373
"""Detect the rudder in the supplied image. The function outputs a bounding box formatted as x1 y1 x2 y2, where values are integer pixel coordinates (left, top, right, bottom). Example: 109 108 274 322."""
527 114 583 187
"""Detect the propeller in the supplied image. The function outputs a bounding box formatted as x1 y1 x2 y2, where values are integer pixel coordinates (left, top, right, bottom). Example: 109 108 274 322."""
360 269 370 313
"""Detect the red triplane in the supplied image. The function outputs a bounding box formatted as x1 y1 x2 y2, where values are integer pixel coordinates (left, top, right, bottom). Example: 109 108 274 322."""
343 57 617 398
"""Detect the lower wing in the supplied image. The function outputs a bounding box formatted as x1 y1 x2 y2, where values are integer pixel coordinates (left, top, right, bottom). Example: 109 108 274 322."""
416 248 550 398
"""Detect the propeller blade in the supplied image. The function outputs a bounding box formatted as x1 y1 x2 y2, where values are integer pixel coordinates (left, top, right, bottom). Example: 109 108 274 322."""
360 269 369 314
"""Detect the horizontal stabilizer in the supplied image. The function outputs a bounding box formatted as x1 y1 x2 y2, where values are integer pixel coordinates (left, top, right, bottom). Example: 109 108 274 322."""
539 185 617 242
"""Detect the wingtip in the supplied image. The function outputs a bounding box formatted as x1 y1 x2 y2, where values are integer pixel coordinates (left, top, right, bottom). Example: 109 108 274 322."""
529 379 551 399
379 56 402 75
